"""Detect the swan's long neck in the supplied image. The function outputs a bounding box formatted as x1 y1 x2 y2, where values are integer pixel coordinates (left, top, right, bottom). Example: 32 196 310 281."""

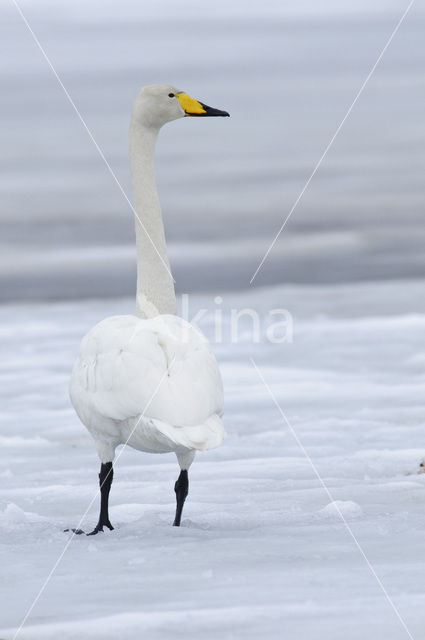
129 118 176 318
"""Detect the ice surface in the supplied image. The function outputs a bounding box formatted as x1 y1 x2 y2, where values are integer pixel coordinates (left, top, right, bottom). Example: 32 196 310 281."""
1 280 424 639
1 1 425 298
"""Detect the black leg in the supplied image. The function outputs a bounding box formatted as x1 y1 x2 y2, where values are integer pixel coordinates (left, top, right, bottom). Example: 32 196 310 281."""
87 462 114 536
64 462 114 536
173 469 189 527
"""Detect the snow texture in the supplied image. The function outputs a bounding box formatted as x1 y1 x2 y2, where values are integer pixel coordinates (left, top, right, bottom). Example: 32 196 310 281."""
1 280 425 639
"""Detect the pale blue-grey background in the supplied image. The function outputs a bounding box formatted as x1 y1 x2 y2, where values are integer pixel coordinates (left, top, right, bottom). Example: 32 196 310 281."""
1 0 424 300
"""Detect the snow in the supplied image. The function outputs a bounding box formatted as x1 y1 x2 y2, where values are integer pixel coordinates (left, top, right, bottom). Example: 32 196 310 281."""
1 279 425 639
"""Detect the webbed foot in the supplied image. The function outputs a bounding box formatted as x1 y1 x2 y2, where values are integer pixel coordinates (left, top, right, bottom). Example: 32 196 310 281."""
64 520 114 536
87 520 114 536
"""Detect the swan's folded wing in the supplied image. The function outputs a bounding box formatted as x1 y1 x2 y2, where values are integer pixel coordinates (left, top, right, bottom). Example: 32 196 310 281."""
70 315 224 428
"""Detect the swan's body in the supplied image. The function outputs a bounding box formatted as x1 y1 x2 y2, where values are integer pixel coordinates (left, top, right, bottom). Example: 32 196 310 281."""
70 314 224 465
69 84 229 533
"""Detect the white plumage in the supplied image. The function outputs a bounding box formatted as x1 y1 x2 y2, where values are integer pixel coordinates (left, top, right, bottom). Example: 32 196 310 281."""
70 314 225 464
68 84 229 532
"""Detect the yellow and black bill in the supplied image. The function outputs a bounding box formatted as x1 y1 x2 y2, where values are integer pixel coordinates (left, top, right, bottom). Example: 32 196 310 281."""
176 92 230 117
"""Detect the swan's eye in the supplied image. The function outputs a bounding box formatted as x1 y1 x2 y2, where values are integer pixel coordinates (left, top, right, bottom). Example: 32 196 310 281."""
168 93 175 98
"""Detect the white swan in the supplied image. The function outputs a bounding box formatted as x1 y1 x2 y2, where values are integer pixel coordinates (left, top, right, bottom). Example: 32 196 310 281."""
69 84 229 533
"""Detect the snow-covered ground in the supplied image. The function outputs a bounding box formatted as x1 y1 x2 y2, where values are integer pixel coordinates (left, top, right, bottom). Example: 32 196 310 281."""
1 279 425 639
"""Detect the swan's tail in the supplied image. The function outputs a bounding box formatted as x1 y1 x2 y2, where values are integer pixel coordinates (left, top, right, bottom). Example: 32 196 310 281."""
152 414 225 451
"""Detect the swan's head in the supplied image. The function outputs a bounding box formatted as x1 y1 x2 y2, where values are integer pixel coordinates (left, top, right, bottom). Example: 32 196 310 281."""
132 83 230 129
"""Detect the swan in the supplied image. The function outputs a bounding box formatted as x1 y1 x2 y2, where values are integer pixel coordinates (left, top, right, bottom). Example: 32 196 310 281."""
69 84 229 534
